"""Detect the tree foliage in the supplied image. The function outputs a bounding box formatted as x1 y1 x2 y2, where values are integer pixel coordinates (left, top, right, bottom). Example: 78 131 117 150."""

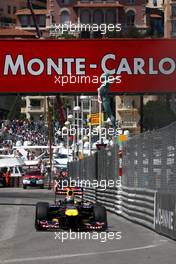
143 100 176 130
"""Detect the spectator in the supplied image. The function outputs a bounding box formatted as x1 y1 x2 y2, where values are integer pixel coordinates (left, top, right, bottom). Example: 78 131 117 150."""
3 169 11 187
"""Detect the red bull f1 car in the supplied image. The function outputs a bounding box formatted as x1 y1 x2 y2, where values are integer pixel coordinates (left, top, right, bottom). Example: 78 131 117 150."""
35 187 107 231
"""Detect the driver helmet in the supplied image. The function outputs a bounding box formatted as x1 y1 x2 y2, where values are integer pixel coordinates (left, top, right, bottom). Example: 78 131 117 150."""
64 196 74 205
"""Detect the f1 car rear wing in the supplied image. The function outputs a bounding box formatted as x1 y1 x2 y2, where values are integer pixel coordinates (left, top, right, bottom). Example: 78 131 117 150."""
55 187 83 196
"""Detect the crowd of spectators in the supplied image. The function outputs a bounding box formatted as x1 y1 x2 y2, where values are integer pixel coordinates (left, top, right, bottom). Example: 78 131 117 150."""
0 120 48 149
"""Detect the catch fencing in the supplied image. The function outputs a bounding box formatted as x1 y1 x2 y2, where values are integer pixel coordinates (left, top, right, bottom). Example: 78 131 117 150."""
122 122 176 192
68 122 176 240
69 143 119 182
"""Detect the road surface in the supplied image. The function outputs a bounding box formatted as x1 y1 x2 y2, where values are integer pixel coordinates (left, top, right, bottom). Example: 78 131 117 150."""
0 188 175 264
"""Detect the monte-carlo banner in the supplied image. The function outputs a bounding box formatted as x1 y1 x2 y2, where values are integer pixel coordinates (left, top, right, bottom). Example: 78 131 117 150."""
1 39 176 94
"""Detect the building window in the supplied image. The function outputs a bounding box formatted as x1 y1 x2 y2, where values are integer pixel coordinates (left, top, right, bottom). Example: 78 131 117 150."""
39 15 46 27
60 10 70 24
93 10 104 25
153 0 157 6
20 15 28 27
30 15 35 27
52 15 55 24
7 6 11 14
106 10 116 24
80 10 91 23
61 0 70 5
172 6 176 17
13 6 17 14
30 100 41 108
0 17 13 24
172 21 176 36
128 0 135 4
126 10 135 26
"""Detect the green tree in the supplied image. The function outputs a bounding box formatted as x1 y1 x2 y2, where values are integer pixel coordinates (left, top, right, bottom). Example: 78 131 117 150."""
7 95 23 120
57 32 76 39
143 100 176 130
123 26 147 38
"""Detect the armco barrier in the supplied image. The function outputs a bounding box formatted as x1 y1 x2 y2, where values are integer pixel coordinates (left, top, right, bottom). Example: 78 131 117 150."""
120 186 155 229
96 187 122 214
96 187 116 213
76 183 176 240
83 185 155 230
83 186 96 202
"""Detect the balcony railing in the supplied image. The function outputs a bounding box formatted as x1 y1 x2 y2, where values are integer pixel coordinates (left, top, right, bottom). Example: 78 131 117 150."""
117 105 138 110
28 106 44 112
121 121 138 128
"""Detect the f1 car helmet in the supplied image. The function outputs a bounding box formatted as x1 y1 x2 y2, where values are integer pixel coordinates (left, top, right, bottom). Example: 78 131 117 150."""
64 196 74 205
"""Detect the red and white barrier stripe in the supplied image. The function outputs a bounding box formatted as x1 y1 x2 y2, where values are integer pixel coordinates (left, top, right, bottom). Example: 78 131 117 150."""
118 149 123 177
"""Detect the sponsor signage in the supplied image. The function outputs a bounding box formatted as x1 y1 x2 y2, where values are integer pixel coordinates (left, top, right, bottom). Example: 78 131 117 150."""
1 39 176 93
155 192 176 239
87 113 104 126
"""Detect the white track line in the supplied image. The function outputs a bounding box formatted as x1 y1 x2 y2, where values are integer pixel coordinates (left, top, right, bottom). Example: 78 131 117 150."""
0 240 168 264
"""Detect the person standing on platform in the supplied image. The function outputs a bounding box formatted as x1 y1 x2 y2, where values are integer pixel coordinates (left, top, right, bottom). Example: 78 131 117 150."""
5 169 11 187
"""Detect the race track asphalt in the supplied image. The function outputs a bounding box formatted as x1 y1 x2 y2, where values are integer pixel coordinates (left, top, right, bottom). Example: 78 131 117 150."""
0 188 175 264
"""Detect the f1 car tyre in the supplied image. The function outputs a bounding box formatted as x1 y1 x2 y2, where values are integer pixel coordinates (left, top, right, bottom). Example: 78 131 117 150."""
93 204 107 229
40 185 44 189
35 202 49 230
23 185 27 189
